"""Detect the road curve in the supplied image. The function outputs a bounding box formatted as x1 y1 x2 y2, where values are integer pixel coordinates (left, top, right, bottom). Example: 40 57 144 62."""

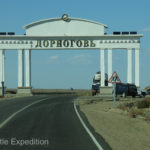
0 95 111 150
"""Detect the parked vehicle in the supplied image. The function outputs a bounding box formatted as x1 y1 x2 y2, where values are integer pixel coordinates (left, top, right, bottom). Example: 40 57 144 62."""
91 83 100 96
93 71 108 85
137 90 147 97
116 83 137 97
91 71 108 96
146 89 150 95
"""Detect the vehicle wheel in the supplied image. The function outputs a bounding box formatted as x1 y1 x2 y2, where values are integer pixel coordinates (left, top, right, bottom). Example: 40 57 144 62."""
122 92 126 98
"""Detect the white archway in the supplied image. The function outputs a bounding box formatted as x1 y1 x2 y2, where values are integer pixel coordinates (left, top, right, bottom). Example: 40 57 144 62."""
0 15 142 95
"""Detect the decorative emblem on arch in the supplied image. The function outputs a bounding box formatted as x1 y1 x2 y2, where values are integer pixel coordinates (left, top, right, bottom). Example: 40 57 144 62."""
61 14 69 21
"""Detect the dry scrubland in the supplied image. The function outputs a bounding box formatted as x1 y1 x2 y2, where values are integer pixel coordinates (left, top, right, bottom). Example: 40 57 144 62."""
0 89 91 100
77 97 150 150
32 89 91 96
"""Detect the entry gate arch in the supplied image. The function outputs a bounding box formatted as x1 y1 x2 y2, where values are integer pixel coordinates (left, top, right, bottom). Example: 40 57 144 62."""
0 15 142 95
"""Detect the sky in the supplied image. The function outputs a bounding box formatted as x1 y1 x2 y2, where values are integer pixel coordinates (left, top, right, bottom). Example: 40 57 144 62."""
0 0 150 90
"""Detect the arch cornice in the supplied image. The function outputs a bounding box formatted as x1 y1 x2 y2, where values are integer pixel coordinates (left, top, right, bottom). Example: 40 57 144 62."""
24 17 108 29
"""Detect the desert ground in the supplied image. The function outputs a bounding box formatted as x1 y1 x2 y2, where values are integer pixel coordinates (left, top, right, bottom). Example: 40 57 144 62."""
77 97 150 150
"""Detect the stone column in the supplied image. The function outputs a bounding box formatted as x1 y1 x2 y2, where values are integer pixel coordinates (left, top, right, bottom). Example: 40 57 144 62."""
127 49 132 83
18 49 32 95
18 49 24 87
0 50 5 95
108 49 112 86
25 50 31 87
135 48 140 87
100 49 105 86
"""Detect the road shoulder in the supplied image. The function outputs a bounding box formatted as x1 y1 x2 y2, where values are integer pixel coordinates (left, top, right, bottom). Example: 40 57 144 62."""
74 98 112 150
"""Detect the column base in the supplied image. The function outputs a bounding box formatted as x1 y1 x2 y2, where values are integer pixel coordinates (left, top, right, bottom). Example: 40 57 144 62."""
96 86 113 100
100 86 113 94
17 87 32 96
0 87 6 96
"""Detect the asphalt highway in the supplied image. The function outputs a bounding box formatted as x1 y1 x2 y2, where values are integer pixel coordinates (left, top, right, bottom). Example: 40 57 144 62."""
0 95 111 150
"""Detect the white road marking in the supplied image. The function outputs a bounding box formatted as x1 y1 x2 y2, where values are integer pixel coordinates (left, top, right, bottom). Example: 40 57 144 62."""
0 97 50 129
74 101 104 150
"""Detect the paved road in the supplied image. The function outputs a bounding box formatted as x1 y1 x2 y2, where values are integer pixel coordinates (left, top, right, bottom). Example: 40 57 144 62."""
0 95 111 150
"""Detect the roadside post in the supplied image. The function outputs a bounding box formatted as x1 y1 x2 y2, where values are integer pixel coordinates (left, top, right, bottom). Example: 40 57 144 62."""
1 81 5 97
113 83 116 108
108 72 121 108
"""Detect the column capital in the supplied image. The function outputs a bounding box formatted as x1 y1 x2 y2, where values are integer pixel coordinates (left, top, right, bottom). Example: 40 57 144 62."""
100 48 106 50
135 48 140 51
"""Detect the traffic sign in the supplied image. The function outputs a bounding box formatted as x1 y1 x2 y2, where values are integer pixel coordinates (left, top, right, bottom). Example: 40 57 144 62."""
108 72 121 83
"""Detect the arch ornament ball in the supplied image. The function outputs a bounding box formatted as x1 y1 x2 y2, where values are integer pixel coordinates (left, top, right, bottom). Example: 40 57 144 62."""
61 14 69 21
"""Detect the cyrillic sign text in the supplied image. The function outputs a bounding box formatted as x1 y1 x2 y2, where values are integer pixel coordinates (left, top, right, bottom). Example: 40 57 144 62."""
35 40 96 48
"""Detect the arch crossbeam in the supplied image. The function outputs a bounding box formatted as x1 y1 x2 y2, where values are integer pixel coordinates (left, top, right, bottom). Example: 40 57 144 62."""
0 35 141 50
